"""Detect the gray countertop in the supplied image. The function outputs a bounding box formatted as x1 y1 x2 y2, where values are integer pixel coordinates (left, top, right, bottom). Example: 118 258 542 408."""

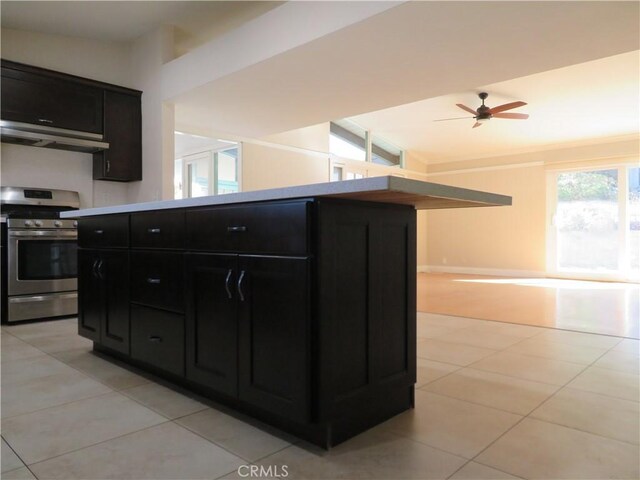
62 176 511 218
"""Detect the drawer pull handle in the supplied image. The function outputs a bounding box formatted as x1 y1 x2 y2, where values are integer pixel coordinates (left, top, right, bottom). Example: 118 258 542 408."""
146 278 161 284
148 336 163 343
147 228 161 234
227 226 247 233
94 229 104 235
224 269 233 299
97 260 104 280
237 270 246 302
38 118 53 124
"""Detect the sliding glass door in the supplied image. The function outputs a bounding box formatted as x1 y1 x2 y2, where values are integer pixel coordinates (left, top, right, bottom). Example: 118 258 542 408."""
548 165 639 281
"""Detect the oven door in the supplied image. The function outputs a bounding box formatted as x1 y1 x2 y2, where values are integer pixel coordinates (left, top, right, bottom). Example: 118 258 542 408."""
8 229 78 296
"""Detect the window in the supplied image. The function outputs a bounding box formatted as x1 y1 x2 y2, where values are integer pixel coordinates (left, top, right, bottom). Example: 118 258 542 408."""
329 121 403 167
548 164 640 281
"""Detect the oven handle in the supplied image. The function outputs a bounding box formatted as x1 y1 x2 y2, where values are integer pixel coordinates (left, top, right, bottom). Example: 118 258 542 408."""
9 293 78 303
9 230 77 238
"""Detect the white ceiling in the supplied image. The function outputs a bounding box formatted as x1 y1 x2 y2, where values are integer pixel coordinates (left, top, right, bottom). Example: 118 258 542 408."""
350 51 640 164
174 0 640 162
4 1 638 165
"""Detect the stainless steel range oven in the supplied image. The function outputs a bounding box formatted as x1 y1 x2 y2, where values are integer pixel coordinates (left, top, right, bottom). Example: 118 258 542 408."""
1 187 79 323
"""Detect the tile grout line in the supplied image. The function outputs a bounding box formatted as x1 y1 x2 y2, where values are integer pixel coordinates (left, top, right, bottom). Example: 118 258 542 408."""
2 434 39 479
23 420 173 469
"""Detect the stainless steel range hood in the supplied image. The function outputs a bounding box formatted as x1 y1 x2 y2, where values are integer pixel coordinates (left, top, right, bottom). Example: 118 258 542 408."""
0 120 109 153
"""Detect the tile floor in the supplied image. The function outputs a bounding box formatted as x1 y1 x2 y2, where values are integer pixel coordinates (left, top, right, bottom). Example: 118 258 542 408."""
1 314 639 480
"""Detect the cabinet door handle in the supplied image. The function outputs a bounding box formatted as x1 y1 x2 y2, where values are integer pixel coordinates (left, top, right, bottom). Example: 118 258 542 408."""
227 226 247 233
38 118 53 124
148 336 162 343
237 270 246 302
147 228 161 234
106 160 111 173
96 260 104 280
94 229 104 235
92 259 99 279
146 277 161 284
224 269 233 299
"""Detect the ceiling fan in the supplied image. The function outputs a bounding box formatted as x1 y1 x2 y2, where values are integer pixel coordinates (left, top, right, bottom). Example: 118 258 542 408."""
435 92 529 128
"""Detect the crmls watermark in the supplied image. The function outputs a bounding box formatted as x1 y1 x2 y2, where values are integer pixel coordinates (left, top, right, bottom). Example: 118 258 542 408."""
237 464 289 478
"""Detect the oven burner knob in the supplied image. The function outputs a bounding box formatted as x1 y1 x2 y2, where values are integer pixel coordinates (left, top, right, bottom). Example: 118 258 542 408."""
54 220 62 227
34 220 43 227
24 220 33 227
73 221 78 228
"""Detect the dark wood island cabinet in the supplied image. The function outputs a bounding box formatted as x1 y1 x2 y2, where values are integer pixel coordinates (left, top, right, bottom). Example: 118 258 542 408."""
68 177 511 448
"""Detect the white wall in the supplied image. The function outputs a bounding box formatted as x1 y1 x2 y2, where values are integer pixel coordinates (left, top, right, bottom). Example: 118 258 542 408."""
0 28 132 208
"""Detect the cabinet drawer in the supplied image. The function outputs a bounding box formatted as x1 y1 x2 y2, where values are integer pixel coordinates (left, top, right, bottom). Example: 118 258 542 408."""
78 215 129 248
131 304 184 377
131 210 184 249
131 252 184 312
186 201 310 255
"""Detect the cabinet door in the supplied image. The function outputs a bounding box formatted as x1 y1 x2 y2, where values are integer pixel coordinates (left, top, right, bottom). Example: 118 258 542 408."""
1 66 103 134
93 90 142 181
99 251 130 355
238 256 310 422
78 250 103 342
185 254 238 397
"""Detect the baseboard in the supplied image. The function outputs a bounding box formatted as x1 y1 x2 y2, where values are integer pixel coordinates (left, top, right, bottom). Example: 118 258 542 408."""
419 265 546 278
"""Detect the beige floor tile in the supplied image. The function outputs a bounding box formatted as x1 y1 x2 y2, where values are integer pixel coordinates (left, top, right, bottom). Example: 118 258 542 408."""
470 351 586 386
477 418 640 479
421 368 558 415
1 332 26 347
612 338 639 355
5 319 78 341
380 391 521 458
417 312 482 329
465 321 544 338
504 336 609 365
177 408 291 462
1 467 37 479
592 349 640 374
23 332 92 354
567 366 640 401
531 387 640 445
0 342 46 363
2 391 166 464
29 422 245 480
449 461 522 479
534 329 622 349
416 322 460 339
52 349 149 390
417 339 498 367
1 354 73 386
121 382 208 419
254 428 467 479
416 358 460 387
2 438 25 473
2 368 111 419
432 328 526 350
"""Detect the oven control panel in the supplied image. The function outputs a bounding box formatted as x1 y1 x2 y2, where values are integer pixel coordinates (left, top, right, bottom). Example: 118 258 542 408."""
8 218 77 229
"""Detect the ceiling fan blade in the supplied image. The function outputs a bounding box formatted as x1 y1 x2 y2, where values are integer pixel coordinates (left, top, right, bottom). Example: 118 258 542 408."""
456 104 477 115
493 112 529 119
433 116 473 122
472 122 482 128
488 101 527 114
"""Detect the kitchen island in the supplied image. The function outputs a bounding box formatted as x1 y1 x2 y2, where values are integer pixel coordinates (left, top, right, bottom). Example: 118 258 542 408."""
63 176 510 448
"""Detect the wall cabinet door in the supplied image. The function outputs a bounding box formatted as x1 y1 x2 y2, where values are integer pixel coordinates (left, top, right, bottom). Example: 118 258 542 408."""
93 90 142 181
237 256 310 422
185 253 238 397
1 66 103 134
77 249 129 354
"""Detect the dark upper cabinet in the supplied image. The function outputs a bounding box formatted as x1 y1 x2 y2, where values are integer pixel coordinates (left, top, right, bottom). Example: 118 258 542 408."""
1 60 142 182
78 249 130 355
93 90 142 182
1 66 103 134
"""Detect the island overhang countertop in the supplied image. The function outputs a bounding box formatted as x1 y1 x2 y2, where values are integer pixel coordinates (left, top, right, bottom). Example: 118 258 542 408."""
61 176 511 218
